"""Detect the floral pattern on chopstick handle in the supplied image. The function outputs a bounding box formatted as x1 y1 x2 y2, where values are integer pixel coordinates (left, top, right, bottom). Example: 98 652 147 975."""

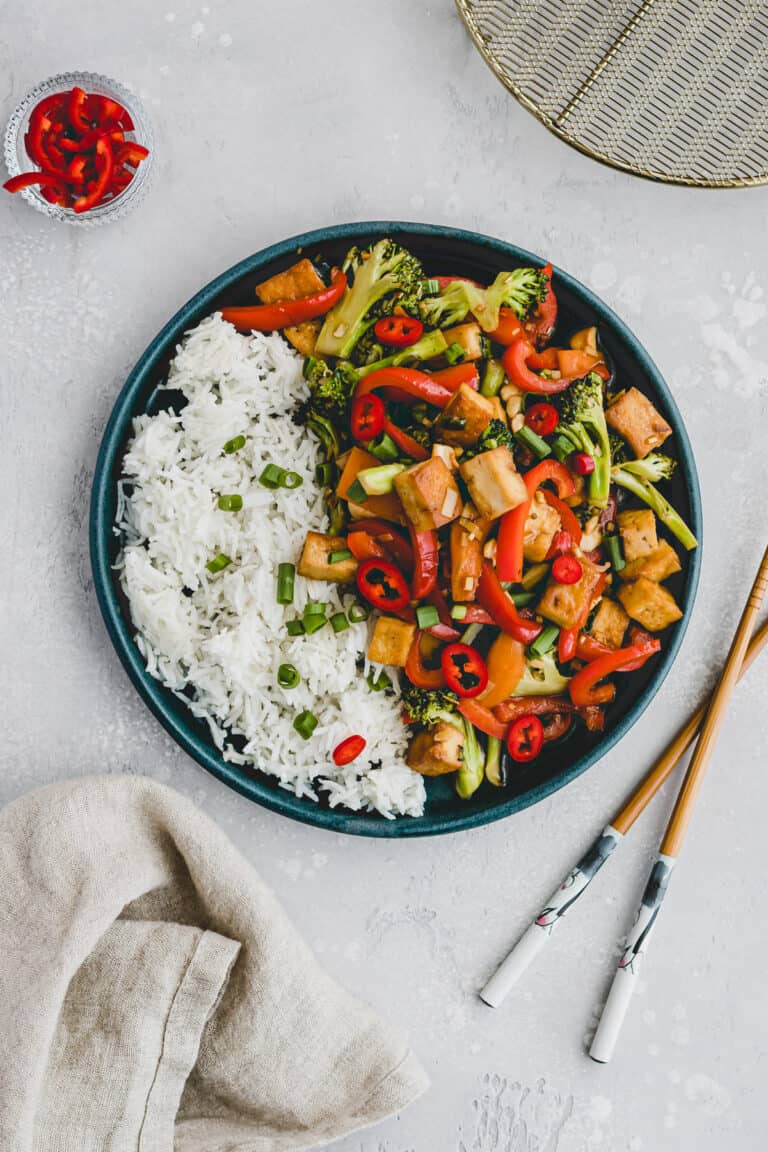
535 824 623 932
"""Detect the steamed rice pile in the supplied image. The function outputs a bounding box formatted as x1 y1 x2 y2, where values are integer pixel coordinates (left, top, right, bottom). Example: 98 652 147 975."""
116 315 426 817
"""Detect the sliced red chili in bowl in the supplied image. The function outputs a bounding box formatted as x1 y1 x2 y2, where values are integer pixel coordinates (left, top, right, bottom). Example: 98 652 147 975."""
506 714 544 762
374 316 424 347
525 402 559 436
356 558 411 611
350 393 386 442
552 554 583 585
441 643 489 699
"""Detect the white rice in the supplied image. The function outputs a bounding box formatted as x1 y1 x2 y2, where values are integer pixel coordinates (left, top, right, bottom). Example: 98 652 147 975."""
116 315 425 818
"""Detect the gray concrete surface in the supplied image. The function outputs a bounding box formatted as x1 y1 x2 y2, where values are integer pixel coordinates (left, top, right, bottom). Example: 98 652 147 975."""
2 2 767 1149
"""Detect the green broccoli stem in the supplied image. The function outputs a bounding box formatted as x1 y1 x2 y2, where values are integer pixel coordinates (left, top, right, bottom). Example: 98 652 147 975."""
484 736 505 787
456 716 486 799
354 329 448 378
612 467 698 550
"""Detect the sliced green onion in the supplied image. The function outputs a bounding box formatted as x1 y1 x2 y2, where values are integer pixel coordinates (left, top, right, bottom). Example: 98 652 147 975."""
277 663 300 689
293 710 318 739
451 604 468 620
367 669 391 692
510 590 537 607
460 623 483 646
329 549 352 565
515 424 551 459
521 562 549 591
445 342 467 365
357 462 406 496
480 359 505 398
345 479 368 504
421 278 440 296
529 624 560 659
282 470 303 489
368 432 399 463
315 461 334 486
348 603 370 623
286 619 305 637
205 553 231 574
303 601 327 618
416 604 440 629
223 435 246 454
551 434 574 463
605 534 625 572
277 562 295 604
259 463 286 489
303 614 327 635
330 611 349 633
480 335 492 360
218 493 243 511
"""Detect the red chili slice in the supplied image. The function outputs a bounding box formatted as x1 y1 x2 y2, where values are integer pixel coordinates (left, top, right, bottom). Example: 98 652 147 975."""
506 715 544 762
552 554 583 585
572 452 595 476
525 402 559 436
440 643 489 699
374 316 424 347
332 734 367 766
350 393 386 442
356 558 411 611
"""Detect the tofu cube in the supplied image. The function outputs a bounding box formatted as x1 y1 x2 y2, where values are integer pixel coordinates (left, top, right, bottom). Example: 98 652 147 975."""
617 576 683 631
406 723 464 776
606 388 672 458
450 502 492 602
523 491 561 563
590 598 630 649
621 539 681 583
443 321 483 360
367 616 416 667
393 456 462 532
297 532 358 583
459 446 528 520
435 383 495 446
618 508 658 562
256 258 325 356
488 396 509 426
537 556 605 630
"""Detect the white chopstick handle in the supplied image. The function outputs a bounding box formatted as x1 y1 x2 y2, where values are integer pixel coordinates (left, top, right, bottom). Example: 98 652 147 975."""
589 852 676 1064
480 825 622 1008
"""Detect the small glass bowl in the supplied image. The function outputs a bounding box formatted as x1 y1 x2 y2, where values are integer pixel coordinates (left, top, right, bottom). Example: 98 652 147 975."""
3 71 155 226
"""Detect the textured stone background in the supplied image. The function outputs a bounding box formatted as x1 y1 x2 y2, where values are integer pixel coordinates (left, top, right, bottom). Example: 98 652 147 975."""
2 2 767 1149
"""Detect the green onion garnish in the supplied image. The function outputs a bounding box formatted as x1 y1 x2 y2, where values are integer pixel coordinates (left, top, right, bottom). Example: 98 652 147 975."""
515 424 551 459
286 619 305 637
303 601 327 618
259 463 286 489
366 670 391 692
293 710 318 739
480 360 505 398
303 614 327 635
416 604 440 629
510 590 537 607
330 611 349 633
551 434 574 463
348 603 370 623
445 342 467 365
223 435 246 454
329 549 352 565
605 534 625 572
450 604 468 620
529 624 560 659
421 278 439 295
205 553 231 574
315 461 334 486
277 562 295 604
345 479 368 504
368 432 399 463
460 623 483 646
218 494 243 511
282 470 302 489
277 663 300 689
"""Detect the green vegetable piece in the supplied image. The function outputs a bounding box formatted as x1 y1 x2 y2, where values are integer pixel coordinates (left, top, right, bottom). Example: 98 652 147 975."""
293 710 318 740
205 553 231 574
330 611 349 633
347 603 370 623
515 424 551 459
285 619 305 637
277 663 300 689
416 604 440 629
277 562 295 604
223 435 246 454
529 624 560 659
217 494 243 511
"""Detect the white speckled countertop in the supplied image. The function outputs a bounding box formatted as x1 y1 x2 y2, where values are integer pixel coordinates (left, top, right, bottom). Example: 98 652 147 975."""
2 2 767 1149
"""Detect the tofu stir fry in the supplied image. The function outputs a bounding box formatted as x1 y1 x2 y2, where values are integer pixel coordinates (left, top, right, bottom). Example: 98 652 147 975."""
223 238 698 796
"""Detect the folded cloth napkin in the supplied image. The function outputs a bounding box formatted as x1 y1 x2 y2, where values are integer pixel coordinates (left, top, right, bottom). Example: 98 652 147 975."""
0 776 428 1151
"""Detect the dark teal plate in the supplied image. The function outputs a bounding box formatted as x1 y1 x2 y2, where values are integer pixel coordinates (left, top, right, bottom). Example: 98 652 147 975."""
90 222 702 837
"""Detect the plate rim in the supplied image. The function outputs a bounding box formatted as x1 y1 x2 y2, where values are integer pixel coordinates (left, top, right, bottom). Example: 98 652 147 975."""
90 220 703 838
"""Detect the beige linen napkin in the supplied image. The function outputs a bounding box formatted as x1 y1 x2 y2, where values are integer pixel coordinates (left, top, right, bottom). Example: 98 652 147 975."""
0 776 428 1151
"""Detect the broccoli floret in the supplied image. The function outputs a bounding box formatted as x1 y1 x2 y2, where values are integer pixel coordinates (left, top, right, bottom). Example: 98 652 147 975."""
460 418 515 461
315 239 424 359
611 454 697 551
354 328 448 379
557 372 612 508
301 355 356 423
514 651 571 697
420 281 475 329
455 715 486 799
402 685 460 726
420 267 548 334
608 429 630 464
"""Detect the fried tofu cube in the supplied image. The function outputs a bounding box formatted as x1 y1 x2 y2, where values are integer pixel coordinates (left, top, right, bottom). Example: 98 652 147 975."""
406 723 464 776
367 616 416 667
450 502 492 601
590 598 629 649
617 576 683 631
297 531 358 583
523 491 561 563
621 540 681 583
256 258 324 356
606 388 672 458
537 556 605 630
393 456 462 532
435 383 495 446
443 321 483 360
459 446 528 520
618 508 658 562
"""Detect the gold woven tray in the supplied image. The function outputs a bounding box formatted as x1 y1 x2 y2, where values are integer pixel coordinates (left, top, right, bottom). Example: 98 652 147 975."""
456 0 768 187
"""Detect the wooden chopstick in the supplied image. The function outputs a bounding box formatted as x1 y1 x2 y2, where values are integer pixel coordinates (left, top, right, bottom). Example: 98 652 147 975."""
589 545 768 1063
480 608 768 1011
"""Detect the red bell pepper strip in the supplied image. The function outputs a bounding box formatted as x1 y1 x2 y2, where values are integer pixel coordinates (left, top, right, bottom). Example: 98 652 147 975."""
114 141 150 168
526 347 560 372
541 489 582 545
569 635 661 708
405 631 445 689
3 171 68 195
72 136 113 213
427 363 480 392
457 698 508 740
409 527 438 599
575 627 659 671
525 263 557 346
220 267 347 331
434 275 484 291
496 459 576 583
494 695 573 723
558 626 578 664
383 419 430 461
347 520 414 572
477 561 543 645
68 87 91 133
355 366 454 410
460 605 495 625
502 337 575 395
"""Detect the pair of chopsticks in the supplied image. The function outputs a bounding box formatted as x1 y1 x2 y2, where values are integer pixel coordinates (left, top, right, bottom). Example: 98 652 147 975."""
480 545 768 1063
